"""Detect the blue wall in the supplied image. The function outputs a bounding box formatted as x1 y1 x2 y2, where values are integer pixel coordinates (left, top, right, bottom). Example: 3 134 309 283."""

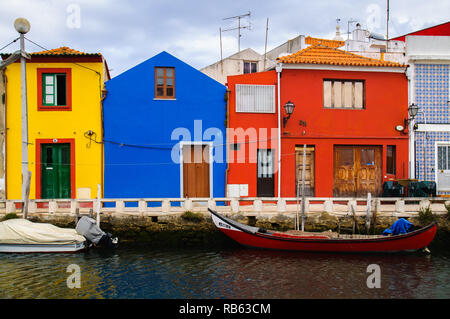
103 51 227 199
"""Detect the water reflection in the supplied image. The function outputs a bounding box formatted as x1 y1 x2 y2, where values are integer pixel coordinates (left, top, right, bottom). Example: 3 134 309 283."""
0 247 448 299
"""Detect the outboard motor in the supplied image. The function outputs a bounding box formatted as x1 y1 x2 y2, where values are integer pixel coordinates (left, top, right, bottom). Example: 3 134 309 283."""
76 216 118 248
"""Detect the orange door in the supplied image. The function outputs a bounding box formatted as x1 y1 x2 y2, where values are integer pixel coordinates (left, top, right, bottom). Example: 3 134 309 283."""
183 145 210 198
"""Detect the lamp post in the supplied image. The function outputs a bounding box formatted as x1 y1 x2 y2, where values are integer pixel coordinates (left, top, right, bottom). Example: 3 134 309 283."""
406 103 419 179
14 18 31 218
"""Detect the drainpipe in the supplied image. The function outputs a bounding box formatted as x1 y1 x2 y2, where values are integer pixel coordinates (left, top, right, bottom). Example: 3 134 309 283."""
224 88 230 198
276 63 282 198
406 64 415 179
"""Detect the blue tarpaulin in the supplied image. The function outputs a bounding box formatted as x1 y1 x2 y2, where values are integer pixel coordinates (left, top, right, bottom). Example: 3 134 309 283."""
383 218 414 236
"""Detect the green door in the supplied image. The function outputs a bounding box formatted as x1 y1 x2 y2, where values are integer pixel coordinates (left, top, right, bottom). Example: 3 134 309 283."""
41 143 71 199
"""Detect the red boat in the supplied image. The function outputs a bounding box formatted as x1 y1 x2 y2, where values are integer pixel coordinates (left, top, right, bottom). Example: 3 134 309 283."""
209 209 437 253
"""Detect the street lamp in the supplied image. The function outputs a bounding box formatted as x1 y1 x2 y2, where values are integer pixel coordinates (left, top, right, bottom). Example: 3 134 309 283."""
283 100 295 127
14 17 31 218
14 18 31 34
404 103 419 131
408 103 419 119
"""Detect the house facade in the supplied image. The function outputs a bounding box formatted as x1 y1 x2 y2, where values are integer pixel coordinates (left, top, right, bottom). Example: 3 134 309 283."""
0 70 5 199
1 47 109 200
200 35 345 86
103 51 227 199
200 48 267 85
341 21 450 193
227 44 409 198
405 34 450 193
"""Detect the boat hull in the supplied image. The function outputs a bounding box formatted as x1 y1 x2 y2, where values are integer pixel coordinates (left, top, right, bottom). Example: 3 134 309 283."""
0 242 86 253
210 210 437 253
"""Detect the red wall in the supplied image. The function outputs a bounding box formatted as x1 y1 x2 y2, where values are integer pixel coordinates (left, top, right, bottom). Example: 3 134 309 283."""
391 21 450 41
227 71 280 196
227 67 409 197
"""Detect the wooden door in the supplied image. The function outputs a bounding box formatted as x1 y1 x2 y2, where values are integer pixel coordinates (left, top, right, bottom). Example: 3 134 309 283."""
295 145 315 196
333 146 382 197
182 145 210 198
41 143 71 199
334 147 356 197
356 147 382 197
257 149 275 197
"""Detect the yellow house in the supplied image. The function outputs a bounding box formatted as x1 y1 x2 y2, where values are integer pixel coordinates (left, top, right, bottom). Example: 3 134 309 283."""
2 47 110 200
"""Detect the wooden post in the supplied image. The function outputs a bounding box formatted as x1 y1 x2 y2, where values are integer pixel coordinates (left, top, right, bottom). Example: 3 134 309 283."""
75 207 80 224
296 172 300 230
351 204 360 235
96 184 101 226
365 193 371 234
301 144 306 232
21 171 31 219
351 204 356 235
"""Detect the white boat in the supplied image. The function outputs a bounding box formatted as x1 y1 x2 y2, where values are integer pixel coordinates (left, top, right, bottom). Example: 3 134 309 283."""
0 218 86 253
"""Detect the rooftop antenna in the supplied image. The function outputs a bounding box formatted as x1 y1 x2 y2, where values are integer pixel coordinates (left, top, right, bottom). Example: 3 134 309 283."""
386 0 390 52
346 18 358 50
263 17 269 70
222 11 251 52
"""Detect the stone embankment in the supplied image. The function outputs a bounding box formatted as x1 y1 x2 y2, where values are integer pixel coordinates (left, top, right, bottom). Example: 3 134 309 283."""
2 206 449 250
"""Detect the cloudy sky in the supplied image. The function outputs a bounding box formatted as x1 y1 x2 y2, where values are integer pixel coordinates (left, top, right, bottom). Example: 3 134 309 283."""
0 0 448 77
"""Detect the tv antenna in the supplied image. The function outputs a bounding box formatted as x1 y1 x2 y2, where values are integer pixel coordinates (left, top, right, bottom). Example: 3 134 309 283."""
346 18 358 50
222 11 251 52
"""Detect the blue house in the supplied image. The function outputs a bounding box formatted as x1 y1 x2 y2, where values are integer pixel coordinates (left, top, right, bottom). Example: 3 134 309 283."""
103 51 227 199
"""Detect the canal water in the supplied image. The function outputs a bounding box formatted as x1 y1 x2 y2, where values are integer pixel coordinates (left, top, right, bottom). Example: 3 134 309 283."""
1 245 449 299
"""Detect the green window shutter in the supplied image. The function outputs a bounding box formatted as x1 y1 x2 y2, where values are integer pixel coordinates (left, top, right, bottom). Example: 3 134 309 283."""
43 74 56 106
42 73 67 106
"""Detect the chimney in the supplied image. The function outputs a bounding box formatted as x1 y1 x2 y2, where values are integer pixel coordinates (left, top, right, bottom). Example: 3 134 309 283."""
333 23 344 41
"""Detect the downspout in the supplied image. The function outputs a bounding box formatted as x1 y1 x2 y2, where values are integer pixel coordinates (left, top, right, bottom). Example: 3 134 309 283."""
276 63 282 198
406 63 415 179
224 88 230 198
1 71 6 200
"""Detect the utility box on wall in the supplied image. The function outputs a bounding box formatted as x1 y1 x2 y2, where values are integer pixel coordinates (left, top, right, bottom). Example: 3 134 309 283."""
227 184 248 197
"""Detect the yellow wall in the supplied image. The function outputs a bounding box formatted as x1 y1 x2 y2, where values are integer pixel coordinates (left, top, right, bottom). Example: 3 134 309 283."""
5 60 104 200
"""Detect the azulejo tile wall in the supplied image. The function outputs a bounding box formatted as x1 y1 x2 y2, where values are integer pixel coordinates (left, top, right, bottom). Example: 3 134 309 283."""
415 63 449 124
414 63 450 194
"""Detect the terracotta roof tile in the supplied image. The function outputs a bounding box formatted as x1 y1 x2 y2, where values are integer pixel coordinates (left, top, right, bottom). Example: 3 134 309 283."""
31 46 101 56
305 36 344 48
277 44 406 68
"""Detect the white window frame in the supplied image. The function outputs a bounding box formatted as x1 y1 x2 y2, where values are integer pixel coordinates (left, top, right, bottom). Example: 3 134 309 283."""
235 84 275 113
323 79 365 109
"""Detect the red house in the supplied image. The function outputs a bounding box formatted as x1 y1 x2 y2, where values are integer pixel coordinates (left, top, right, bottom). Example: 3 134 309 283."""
391 21 450 41
226 44 409 198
